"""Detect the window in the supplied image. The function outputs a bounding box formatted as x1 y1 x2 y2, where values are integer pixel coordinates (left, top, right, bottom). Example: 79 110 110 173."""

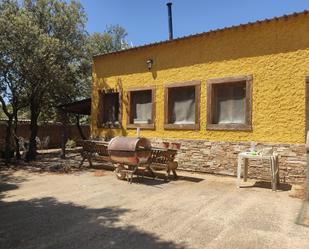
164 81 200 130
126 87 155 129
206 75 252 131
97 90 121 128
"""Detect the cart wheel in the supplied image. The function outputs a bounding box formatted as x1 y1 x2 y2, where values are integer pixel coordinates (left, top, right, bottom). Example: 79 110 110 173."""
114 164 126 180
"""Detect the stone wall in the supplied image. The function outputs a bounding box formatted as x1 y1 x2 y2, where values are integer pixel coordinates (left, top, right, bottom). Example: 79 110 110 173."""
151 138 307 185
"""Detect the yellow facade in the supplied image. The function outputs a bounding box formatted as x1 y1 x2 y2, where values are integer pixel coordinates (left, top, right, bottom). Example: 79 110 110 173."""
92 12 309 144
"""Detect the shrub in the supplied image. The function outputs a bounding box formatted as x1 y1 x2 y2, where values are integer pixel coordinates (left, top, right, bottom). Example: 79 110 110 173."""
65 139 76 149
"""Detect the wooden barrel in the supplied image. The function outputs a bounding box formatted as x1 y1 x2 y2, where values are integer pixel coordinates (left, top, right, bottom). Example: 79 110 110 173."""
108 136 151 165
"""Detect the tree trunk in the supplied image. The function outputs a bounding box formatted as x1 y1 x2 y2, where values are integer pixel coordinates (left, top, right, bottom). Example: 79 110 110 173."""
26 104 39 161
0 96 14 163
4 116 14 164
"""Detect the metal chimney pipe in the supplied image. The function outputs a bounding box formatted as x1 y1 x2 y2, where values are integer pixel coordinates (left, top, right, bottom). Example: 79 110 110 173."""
166 2 173 40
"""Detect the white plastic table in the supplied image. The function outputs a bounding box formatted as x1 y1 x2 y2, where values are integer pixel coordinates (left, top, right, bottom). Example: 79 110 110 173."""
237 152 279 191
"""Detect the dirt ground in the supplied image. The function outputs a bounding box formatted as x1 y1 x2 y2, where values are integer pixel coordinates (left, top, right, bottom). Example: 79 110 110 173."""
0 154 309 249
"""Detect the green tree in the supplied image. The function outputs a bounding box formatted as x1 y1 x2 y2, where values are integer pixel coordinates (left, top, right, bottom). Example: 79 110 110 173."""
40 25 129 128
10 0 88 160
0 0 129 161
88 25 128 55
0 0 29 162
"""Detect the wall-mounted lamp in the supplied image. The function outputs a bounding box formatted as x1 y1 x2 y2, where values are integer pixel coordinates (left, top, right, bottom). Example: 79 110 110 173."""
146 59 153 70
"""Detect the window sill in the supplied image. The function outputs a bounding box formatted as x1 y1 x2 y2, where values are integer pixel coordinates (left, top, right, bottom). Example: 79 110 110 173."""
126 123 155 130
164 123 200 130
206 123 252 131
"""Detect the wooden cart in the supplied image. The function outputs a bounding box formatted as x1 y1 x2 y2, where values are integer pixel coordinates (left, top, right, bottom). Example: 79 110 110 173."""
79 138 180 183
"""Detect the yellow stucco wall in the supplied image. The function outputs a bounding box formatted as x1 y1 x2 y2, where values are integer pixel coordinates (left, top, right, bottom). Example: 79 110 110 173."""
92 13 309 144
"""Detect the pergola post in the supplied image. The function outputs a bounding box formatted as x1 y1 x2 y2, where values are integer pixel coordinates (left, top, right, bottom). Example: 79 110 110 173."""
75 114 86 140
60 109 68 159
56 98 91 158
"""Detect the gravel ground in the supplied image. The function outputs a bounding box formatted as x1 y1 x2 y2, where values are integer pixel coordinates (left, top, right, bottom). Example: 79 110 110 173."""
0 167 309 249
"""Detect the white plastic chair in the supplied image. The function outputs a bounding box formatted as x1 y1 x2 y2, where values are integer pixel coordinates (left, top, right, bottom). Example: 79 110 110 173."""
42 136 50 149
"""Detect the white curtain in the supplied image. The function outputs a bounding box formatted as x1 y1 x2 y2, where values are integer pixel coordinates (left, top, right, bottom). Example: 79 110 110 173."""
170 86 195 124
132 91 152 124
215 85 245 124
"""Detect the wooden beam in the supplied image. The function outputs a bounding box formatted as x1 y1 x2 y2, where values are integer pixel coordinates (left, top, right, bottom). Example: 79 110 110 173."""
60 109 68 159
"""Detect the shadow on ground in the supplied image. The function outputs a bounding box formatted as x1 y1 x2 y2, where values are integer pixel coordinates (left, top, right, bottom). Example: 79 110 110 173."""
296 201 309 227
0 152 88 175
240 181 292 191
0 173 186 249
92 161 205 185
0 171 27 199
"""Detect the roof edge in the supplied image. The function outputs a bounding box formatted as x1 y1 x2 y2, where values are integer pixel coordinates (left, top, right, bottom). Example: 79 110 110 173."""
93 10 308 59
57 98 91 109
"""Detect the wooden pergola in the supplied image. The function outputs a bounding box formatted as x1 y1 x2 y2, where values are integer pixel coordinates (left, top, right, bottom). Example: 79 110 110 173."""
57 98 91 158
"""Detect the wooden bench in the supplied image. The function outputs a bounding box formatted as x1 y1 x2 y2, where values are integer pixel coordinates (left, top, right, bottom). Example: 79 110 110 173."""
79 140 109 168
147 147 179 180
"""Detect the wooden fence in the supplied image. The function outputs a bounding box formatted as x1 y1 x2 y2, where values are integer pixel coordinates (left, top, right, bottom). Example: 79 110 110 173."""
0 121 90 149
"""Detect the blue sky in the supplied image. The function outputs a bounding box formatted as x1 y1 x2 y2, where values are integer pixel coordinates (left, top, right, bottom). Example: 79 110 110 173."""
79 0 309 46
